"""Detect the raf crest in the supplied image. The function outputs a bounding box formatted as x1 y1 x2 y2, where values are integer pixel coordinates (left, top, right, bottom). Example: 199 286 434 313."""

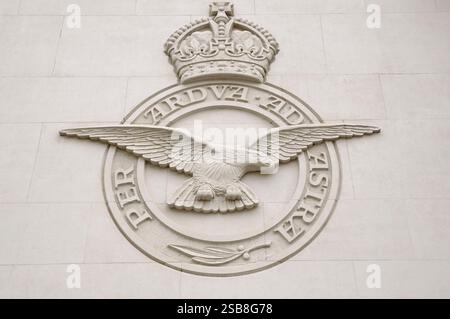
58 2 381 276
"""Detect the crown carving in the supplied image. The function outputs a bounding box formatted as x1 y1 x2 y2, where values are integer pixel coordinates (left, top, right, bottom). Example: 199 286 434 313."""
164 2 279 83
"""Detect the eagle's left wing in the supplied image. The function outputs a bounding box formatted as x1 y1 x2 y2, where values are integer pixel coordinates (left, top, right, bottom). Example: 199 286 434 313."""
60 125 213 175
251 123 380 163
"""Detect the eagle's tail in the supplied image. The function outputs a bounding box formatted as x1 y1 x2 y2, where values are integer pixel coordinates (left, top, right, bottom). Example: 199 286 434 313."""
167 179 258 213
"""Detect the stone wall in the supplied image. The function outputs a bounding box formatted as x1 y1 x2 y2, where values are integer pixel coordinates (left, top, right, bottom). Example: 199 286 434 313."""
0 0 449 298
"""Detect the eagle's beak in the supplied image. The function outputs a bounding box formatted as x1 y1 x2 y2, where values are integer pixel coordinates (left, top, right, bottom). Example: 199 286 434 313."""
260 158 279 175
259 158 273 167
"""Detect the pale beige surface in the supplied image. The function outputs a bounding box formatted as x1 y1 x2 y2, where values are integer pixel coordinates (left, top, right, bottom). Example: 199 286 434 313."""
0 0 449 298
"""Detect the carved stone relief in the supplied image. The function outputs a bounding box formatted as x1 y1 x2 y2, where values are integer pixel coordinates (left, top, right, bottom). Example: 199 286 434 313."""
59 2 380 276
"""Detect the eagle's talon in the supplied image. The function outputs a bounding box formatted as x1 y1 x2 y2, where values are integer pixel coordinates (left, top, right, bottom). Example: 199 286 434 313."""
195 184 215 201
225 185 242 200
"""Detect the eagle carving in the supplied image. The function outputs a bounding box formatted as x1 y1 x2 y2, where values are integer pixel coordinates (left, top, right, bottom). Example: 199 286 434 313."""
60 123 380 213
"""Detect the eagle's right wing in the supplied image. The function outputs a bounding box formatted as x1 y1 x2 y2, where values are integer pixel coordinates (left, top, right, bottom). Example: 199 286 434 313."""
60 125 213 175
251 123 380 163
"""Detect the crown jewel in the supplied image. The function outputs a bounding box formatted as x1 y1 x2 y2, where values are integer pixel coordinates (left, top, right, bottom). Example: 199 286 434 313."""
164 2 279 83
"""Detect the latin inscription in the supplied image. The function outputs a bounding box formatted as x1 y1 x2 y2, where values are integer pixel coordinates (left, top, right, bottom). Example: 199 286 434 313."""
275 150 329 243
114 166 153 230
143 85 304 125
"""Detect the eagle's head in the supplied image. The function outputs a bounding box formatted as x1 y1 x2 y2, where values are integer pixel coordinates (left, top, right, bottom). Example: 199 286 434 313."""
217 147 278 173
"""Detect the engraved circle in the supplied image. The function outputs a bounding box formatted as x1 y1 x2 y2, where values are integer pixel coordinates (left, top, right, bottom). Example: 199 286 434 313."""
102 81 341 276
